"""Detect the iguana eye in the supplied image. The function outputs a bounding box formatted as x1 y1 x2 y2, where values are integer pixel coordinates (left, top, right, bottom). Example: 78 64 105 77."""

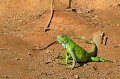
61 35 64 38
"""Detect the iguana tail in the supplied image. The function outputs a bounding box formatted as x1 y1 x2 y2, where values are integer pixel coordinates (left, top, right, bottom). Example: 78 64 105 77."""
71 36 97 57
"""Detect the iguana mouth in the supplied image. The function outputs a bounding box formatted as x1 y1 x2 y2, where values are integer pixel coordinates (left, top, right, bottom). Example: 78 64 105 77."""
57 39 67 48
57 39 62 44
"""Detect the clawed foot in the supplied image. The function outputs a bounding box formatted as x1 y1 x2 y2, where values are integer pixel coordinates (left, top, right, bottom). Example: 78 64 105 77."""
66 65 75 70
57 53 66 59
58 62 67 65
58 62 75 69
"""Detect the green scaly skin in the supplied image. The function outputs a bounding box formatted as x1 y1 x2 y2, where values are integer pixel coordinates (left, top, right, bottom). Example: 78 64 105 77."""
57 34 113 69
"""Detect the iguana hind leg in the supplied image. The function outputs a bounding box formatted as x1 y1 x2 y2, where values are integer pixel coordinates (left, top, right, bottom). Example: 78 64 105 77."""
89 57 113 63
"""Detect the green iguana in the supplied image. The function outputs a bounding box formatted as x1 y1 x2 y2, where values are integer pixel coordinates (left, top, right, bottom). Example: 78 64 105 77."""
57 34 113 69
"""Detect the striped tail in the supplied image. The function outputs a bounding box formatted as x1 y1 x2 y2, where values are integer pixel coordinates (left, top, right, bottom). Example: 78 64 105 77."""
71 36 97 57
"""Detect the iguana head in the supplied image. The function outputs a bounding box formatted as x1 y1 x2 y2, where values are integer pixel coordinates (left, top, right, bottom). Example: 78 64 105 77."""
57 34 70 45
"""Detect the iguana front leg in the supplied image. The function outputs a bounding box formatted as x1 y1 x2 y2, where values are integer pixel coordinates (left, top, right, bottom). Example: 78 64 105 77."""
58 49 76 69
58 52 70 65
65 52 70 64
66 48 76 69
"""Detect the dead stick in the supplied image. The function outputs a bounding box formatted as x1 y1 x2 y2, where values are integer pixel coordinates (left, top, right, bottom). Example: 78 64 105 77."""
44 0 54 32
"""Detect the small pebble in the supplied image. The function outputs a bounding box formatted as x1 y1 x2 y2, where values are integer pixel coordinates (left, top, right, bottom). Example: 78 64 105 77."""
74 75 79 79
45 59 52 64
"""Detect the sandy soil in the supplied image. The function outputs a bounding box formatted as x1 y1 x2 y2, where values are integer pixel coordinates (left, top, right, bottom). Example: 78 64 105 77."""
0 0 120 79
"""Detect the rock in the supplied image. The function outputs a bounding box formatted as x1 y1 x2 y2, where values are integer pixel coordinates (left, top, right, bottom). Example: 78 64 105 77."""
93 31 104 47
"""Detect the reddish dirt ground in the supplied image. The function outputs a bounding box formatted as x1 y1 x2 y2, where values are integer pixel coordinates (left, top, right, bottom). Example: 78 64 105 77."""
0 0 120 79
